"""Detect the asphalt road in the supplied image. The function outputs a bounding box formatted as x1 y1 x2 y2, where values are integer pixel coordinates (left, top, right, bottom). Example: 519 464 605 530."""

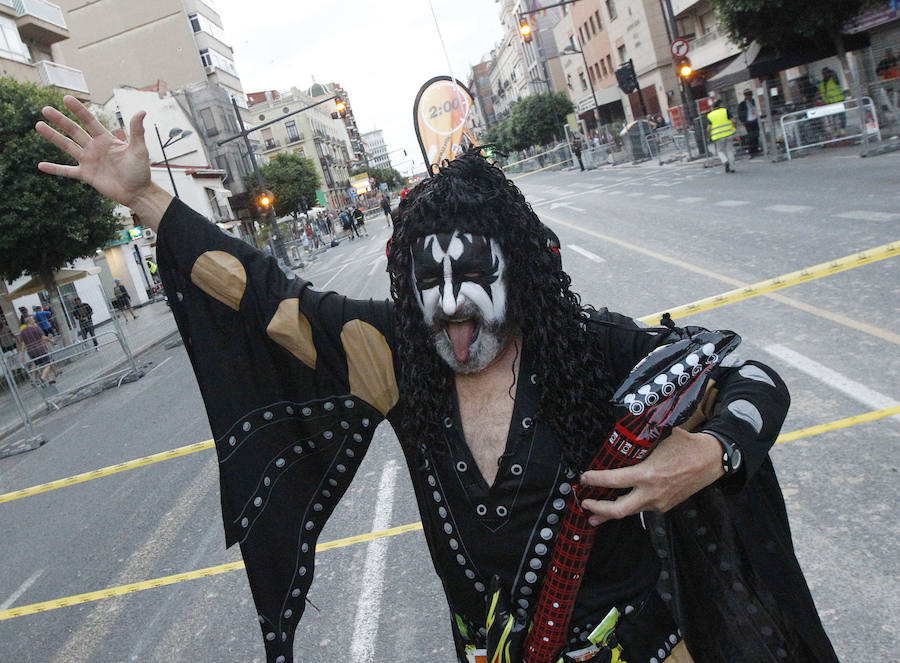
0 148 897 662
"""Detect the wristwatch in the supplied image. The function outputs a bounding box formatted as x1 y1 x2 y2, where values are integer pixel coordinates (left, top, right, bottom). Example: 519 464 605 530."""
704 431 743 476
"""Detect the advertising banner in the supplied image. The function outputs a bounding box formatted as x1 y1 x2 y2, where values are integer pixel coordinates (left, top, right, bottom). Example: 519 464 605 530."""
350 173 370 195
413 76 477 174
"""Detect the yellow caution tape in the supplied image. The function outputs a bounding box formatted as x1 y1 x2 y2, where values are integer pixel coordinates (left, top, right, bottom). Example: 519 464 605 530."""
776 405 900 444
501 145 568 170
0 521 424 621
0 439 215 504
638 240 899 325
1 405 896 621
510 159 574 180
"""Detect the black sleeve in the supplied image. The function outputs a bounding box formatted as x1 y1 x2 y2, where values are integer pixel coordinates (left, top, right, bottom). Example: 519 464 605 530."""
157 198 399 663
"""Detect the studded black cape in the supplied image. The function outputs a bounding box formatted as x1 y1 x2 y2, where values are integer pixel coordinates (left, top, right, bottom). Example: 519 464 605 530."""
157 199 838 663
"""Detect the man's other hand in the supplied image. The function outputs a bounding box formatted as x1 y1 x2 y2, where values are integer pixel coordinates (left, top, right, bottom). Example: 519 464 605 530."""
579 428 724 526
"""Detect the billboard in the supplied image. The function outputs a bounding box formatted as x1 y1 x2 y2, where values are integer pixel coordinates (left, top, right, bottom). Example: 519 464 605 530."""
350 173 370 195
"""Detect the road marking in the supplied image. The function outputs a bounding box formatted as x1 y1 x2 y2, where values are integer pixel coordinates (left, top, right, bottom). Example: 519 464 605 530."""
649 194 672 199
714 199 750 207
764 344 900 423
766 204 813 213
567 244 606 263
368 255 386 276
349 461 400 663
550 201 585 212
588 188 605 194
529 196 547 203
3 405 899 623
0 570 43 610
143 355 172 377
677 196 704 203
626 192 643 197
544 214 900 345
321 264 348 290
571 182 595 188
834 210 899 222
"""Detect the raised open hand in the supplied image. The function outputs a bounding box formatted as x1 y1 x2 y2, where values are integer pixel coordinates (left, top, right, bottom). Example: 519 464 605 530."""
36 95 172 228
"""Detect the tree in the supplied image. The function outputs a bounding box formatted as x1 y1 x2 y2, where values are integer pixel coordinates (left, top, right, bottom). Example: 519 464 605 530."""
711 1 878 74
0 78 120 342
349 166 404 189
249 152 321 218
508 92 574 148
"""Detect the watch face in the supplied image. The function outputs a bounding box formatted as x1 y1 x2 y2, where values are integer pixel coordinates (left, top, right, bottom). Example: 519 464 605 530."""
731 446 742 472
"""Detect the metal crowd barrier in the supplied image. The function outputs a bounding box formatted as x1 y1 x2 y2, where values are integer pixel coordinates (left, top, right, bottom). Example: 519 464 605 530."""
779 97 881 160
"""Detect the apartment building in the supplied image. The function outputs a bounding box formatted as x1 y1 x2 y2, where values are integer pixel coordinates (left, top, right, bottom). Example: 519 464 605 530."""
361 129 390 170
0 0 88 99
248 85 354 209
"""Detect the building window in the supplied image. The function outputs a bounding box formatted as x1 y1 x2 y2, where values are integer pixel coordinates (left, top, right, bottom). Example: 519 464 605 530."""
589 16 596 35
199 107 218 137
578 26 585 44
198 48 238 77
618 45 627 65
589 67 596 85
579 72 588 91
187 13 227 42
676 17 695 39
607 54 613 72
0 16 29 62
601 60 608 77
595 10 603 31
285 120 300 142
606 0 618 21
595 64 602 81
261 128 276 150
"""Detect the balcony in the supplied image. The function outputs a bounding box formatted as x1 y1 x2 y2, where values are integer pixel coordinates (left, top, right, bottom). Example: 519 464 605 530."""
36 60 89 95
13 0 68 45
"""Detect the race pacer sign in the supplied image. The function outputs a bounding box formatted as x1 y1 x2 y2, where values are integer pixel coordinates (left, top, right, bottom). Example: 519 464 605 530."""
413 76 477 174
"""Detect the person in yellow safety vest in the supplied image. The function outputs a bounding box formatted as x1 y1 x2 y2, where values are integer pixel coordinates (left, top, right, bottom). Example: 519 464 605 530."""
818 67 847 133
707 100 737 173
145 256 158 275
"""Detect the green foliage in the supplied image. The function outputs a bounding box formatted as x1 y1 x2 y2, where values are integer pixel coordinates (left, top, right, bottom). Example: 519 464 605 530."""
349 166 404 189
482 92 574 152
711 0 876 53
0 78 119 285
248 151 321 217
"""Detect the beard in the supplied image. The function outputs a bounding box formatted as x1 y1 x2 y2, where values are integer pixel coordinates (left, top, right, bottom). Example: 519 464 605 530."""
426 302 512 374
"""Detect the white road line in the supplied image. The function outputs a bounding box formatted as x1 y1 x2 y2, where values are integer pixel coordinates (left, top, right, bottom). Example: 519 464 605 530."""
0 569 43 610
764 344 900 424
834 210 900 222
550 202 585 212
626 192 643 197
677 196 704 203
321 264 348 290
766 204 813 213
529 196 547 203
349 460 400 663
714 200 750 207
368 255 386 276
649 194 671 199
143 356 172 377
566 244 606 263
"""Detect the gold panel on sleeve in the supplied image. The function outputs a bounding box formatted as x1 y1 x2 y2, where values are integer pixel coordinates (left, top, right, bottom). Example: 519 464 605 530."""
680 380 720 433
266 298 317 369
190 251 246 311
341 320 399 416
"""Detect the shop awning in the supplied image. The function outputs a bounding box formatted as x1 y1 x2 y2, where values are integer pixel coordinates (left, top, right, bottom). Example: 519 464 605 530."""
3 267 101 300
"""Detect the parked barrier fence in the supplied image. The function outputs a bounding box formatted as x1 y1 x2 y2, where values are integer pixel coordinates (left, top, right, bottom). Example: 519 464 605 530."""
779 97 881 160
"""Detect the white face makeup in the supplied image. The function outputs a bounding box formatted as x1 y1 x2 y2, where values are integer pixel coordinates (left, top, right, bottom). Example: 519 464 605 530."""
410 231 509 373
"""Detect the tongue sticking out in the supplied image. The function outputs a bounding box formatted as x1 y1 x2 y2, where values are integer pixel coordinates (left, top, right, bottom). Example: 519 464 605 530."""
447 320 478 363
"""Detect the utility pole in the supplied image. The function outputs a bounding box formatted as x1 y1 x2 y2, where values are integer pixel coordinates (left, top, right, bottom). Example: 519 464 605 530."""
660 0 701 156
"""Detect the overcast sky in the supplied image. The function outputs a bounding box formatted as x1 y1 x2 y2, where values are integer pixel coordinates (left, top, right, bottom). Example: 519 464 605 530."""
210 0 506 175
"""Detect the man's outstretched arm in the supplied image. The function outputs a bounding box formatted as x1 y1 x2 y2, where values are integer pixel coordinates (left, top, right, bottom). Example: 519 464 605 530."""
35 95 173 228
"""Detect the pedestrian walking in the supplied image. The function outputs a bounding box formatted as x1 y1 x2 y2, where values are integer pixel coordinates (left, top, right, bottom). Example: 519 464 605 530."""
113 278 138 321
571 132 585 171
32 305 56 336
381 195 392 227
737 89 761 157
352 206 367 236
17 316 57 384
707 99 737 173
72 297 98 348
339 208 356 240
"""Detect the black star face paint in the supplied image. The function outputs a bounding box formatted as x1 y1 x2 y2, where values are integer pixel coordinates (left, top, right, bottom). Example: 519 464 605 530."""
411 231 509 373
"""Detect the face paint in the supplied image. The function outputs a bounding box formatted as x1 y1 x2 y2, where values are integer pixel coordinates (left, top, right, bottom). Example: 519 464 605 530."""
411 231 510 373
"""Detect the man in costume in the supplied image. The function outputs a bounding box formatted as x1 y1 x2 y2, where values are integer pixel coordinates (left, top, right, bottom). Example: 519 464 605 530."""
36 96 837 663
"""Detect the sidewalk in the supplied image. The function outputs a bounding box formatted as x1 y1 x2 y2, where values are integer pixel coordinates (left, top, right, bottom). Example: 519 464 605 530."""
0 299 179 448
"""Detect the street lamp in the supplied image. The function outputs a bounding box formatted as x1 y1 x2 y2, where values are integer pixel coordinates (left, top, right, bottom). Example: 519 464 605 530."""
561 44 600 129
155 126 193 198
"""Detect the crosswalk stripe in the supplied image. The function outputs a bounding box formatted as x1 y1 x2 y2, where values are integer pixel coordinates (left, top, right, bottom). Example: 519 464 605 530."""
676 196 704 203
834 210 899 221
766 204 813 213
714 200 750 207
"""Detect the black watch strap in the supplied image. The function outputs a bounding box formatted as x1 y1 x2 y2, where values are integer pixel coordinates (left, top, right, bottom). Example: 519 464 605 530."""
703 430 743 476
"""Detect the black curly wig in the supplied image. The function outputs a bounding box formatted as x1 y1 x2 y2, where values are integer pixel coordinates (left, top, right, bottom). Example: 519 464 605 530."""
388 148 617 470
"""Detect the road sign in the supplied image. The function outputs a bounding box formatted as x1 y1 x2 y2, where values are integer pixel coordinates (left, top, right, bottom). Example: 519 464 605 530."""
670 38 689 58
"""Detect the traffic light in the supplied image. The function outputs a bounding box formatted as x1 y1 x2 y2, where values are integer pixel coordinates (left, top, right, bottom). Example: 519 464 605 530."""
676 57 693 80
615 61 639 94
519 19 533 44
334 97 347 119
257 190 274 214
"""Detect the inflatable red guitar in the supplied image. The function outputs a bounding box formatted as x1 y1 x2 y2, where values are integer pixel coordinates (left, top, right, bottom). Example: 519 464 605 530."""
520 328 741 663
